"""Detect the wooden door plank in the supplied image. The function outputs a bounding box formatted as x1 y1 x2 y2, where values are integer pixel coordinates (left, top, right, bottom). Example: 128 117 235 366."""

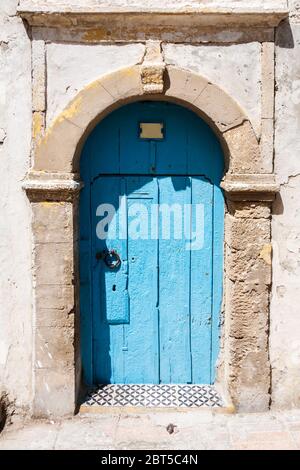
211 185 224 381
158 176 192 383
92 176 127 383
124 176 159 383
190 177 214 383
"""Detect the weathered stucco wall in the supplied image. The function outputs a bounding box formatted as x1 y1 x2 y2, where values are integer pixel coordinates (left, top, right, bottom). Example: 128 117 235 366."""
0 0 32 413
46 43 145 125
270 2 300 409
163 43 262 137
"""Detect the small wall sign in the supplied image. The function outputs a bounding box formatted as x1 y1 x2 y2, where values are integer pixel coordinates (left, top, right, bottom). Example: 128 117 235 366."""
139 122 164 139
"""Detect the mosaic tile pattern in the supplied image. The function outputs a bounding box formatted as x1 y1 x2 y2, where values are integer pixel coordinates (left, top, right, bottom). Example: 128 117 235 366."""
83 384 223 408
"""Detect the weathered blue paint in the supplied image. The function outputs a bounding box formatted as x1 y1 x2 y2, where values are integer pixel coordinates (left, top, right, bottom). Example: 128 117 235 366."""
80 101 224 385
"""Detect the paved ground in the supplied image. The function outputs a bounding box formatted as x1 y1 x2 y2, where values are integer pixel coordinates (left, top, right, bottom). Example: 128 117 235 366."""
1 408 300 450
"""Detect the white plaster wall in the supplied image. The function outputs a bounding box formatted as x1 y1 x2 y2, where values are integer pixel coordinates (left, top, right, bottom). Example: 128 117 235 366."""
46 43 145 126
163 43 262 137
270 16 300 409
0 2 33 411
18 0 287 10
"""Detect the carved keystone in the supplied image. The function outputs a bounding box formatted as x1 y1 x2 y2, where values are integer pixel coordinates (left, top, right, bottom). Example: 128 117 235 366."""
141 41 165 94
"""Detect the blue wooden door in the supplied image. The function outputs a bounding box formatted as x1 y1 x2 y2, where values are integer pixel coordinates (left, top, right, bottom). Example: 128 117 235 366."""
80 101 224 385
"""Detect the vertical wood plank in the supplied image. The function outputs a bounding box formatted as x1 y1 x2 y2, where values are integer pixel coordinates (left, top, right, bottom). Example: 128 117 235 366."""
92 176 125 383
211 185 224 381
158 176 192 383
124 176 159 383
79 139 93 385
190 177 214 383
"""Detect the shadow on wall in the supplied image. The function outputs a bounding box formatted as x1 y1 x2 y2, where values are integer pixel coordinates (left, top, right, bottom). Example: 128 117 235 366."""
272 192 284 216
0 393 9 433
276 19 294 48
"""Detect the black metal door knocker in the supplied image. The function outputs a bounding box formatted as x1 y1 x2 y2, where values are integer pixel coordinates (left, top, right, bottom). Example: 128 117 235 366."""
96 249 121 270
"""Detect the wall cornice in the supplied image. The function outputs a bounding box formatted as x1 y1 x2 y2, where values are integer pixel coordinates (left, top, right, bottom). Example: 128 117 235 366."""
18 1 289 29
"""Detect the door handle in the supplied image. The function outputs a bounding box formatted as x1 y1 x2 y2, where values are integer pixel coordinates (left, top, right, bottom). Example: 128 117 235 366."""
96 249 121 270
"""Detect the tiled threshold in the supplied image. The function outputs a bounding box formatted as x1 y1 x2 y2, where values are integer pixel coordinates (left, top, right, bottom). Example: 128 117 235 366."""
80 384 230 412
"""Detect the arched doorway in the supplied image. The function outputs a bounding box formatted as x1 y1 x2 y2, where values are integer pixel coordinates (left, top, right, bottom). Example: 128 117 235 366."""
24 64 276 415
79 101 224 386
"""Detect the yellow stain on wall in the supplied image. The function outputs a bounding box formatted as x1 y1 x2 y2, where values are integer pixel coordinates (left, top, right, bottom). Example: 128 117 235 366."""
40 201 57 207
37 95 83 148
259 244 272 265
32 112 44 141
34 65 138 154
56 95 83 124
83 28 110 41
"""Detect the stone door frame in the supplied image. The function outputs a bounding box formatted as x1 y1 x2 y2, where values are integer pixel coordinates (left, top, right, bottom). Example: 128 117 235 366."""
23 65 278 417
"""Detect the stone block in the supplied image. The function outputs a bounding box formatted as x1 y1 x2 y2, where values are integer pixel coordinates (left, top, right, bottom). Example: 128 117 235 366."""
226 245 272 285
224 121 261 173
32 111 45 145
34 117 83 172
35 284 74 312
260 118 274 172
34 242 74 286
35 326 74 370
32 201 74 244
225 214 270 249
261 42 275 119
194 82 244 132
63 80 115 131
35 308 74 328
227 201 271 219
32 39 46 112
100 65 143 101
34 368 75 417
165 66 208 105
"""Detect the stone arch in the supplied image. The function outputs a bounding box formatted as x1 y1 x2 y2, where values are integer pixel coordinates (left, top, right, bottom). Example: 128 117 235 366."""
24 64 278 417
33 65 260 176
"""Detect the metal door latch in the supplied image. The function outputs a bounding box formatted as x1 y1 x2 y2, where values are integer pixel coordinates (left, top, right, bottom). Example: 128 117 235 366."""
96 249 121 270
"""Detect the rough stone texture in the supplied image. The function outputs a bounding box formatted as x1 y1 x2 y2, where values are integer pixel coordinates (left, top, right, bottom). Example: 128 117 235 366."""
32 201 77 417
261 42 275 120
260 41 275 173
260 118 274 173
0 5 33 413
194 82 245 132
223 121 262 173
141 41 165 94
270 17 300 410
46 43 145 126
224 206 272 411
32 39 45 112
221 174 278 201
163 42 262 136
34 65 260 176
32 111 45 150
165 66 208 103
